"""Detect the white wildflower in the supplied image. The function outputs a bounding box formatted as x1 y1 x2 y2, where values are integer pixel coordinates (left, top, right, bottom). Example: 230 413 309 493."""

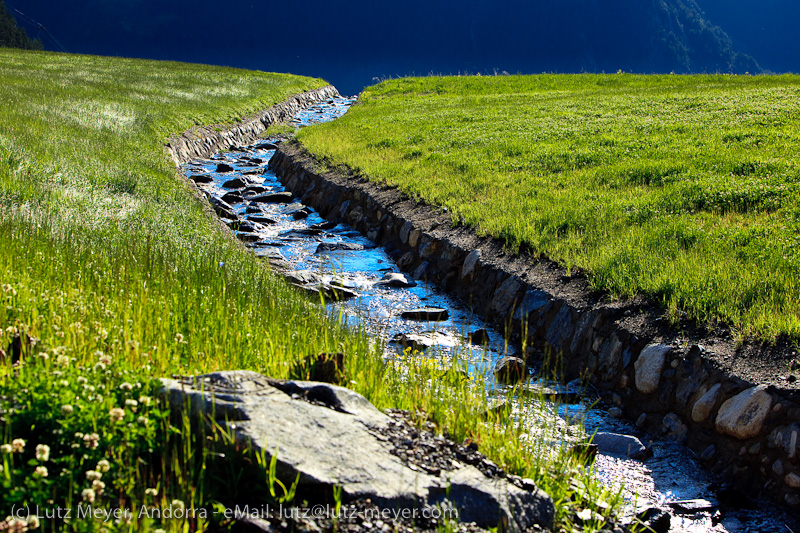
35 444 50 461
83 433 100 449
109 408 125 422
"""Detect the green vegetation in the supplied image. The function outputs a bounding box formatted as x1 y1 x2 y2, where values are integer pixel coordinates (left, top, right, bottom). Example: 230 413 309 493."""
1 50 620 531
0 0 43 50
298 74 800 342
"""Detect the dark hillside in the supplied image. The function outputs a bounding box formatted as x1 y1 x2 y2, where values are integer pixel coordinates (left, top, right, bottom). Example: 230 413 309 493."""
696 0 800 74
8 0 758 94
0 0 41 49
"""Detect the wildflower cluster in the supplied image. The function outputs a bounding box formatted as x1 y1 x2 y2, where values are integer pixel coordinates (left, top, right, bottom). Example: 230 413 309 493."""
0 348 167 523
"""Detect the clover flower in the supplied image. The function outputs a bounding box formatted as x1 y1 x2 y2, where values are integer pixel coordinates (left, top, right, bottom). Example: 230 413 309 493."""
97 352 112 365
92 479 105 494
145 488 158 497
83 433 100 449
11 439 25 453
34 466 48 478
0 444 12 454
4 517 27 533
35 444 50 462
86 470 102 481
109 408 125 422
81 488 96 503
96 459 110 473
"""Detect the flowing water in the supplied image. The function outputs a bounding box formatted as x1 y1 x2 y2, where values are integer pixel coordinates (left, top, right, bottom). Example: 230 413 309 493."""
182 97 795 533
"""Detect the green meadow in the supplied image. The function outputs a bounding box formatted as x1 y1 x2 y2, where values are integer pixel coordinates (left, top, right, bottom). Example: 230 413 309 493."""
298 74 800 342
0 50 619 531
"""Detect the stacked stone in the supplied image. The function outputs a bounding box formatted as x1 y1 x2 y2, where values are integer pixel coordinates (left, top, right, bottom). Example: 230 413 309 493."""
165 85 340 166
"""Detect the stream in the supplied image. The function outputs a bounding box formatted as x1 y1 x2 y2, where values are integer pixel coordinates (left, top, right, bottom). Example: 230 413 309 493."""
182 97 795 533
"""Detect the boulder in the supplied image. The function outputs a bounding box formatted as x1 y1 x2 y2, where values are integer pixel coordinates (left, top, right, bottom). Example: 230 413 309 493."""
715 385 773 440
237 233 261 243
216 162 235 173
669 499 716 515
293 283 358 301
159 372 555 531
375 272 417 289
691 383 722 423
391 333 435 352
461 250 481 279
591 432 648 460
221 191 244 204
189 173 213 184
310 221 337 231
598 335 624 383
208 197 238 221
400 308 449 321
222 177 247 189
662 412 688 442
634 344 670 394
251 192 294 204
494 356 527 384
248 216 277 225
632 507 671 533
289 206 312 220
283 270 321 286
469 329 491 346
315 242 370 253
253 142 279 151
491 277 523 315
226 220 257 233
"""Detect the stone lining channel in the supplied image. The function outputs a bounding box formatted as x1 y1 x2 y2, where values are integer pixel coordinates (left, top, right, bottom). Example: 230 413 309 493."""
179 96 796 532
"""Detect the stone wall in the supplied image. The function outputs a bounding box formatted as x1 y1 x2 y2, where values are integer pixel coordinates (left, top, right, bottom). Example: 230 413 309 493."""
165 85 339 166
269 142 800 509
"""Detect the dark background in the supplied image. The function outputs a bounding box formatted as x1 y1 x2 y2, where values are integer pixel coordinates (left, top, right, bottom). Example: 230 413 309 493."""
5 0 798 95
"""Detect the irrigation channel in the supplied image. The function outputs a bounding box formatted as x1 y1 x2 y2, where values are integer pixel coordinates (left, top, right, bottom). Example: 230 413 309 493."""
182 97 794 532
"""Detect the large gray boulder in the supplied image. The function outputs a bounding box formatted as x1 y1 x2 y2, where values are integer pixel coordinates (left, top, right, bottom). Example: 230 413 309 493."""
160 371 554 531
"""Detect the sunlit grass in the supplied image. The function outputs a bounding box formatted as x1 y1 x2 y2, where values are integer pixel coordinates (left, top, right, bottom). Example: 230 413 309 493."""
298 73 800 342
0 50 621 531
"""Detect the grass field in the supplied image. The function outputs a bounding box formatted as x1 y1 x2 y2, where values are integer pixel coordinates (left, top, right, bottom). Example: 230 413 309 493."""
0 51 619 531
297 74 800 342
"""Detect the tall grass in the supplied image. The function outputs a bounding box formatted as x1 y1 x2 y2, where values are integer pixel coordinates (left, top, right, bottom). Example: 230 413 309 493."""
0 51 620 531
298 74 800 342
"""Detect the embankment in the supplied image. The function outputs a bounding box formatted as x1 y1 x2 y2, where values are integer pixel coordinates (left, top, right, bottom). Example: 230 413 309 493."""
165 85 339 165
